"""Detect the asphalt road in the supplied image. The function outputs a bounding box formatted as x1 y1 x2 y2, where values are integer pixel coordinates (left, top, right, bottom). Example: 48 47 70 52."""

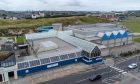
40 55 140 84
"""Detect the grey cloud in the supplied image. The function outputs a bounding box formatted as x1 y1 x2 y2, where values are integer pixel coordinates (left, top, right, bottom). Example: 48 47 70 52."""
64 0 84 7
0 0 140 11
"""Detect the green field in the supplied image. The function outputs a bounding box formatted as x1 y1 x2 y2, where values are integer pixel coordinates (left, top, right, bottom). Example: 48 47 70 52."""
0 16 111 29
134 37 140 43
121 17 140 32
121 17 140 43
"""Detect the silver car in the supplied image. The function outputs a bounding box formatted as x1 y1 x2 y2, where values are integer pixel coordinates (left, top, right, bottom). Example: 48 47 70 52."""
128 63 137 69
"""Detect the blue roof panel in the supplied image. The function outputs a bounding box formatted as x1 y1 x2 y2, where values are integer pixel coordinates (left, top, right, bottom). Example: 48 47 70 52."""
102 34 107 41
123 31 128 38
116 32 121 39
109 33 115 40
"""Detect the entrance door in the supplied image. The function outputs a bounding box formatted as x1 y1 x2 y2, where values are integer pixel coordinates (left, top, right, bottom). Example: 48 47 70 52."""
123 42 125 45
8 71 14 80
0 74 3 82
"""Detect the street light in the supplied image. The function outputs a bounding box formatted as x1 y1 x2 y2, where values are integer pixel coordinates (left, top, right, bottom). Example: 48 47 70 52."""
108 67 110 82
135 48 140 72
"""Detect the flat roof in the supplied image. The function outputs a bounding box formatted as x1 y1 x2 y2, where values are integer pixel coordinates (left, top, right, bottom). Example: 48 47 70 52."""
84 36 101 41
17 37 81 62
64 23 125 36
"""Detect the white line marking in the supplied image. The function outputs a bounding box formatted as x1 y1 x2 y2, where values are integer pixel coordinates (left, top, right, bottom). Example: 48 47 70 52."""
109 66 127 74
75 78 88 83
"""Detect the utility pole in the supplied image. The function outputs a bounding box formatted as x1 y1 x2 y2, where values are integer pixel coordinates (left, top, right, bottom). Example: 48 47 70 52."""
135 48 139 72
108 67 110 81
137 55 139 72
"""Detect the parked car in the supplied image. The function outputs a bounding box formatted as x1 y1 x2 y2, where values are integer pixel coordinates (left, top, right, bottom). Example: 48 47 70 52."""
88 74 102 81
128 63 137 69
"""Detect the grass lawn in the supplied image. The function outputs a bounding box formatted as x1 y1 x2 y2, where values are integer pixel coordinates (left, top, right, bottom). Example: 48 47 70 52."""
121 17 140 43
0 16 111 29
7 36 24 43
15 37 24 43
134 37 140 43
121 17 140 32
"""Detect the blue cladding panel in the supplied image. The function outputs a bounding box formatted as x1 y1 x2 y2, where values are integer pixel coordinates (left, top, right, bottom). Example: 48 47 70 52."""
82 56 103 65
109 33 115 40
17 66 43 76
37 26 53 32
102 34 107 41
116 32 121 39
123 32 128 38
17 57 83 76
37 26 53 30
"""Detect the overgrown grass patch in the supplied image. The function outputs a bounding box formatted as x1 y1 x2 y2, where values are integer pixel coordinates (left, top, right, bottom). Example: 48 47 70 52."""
0 16 111 29
134 37 140 43
121 17 140 32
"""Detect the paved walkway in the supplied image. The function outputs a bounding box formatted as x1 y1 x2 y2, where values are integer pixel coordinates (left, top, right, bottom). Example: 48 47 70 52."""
131 33 140 36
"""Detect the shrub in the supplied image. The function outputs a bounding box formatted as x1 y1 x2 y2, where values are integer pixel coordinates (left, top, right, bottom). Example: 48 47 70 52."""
120 49 140 57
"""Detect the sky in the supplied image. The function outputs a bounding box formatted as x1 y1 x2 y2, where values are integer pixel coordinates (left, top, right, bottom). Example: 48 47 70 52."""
0 0 140 11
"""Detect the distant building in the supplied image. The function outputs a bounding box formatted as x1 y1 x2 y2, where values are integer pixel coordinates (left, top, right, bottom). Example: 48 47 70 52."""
31 12 45 19
39 12 45 17
100 12 115 20
31 14 38 19
10 17 18 20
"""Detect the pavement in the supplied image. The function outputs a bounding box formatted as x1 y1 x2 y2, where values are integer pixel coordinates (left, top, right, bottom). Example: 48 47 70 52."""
2 63 106 84
40 55 140 84
131 33 140 36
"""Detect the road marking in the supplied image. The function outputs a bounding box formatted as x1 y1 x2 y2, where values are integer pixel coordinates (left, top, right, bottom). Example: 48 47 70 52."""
109 66 127 74
75 78 88 83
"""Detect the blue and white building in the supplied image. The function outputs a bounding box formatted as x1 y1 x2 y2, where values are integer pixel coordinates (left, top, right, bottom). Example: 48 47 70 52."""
64 23 133 48
0 30 105 82
0 23 133 82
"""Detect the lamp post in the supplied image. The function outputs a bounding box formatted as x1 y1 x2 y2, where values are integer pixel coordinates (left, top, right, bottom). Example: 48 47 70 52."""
135 48 139 72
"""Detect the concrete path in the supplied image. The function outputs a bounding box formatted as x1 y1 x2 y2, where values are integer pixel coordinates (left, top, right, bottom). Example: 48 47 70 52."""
131 33 140 36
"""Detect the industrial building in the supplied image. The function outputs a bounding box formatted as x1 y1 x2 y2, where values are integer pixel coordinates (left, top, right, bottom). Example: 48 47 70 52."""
64 23 133 48
0 30 105 82
0 23 133 82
